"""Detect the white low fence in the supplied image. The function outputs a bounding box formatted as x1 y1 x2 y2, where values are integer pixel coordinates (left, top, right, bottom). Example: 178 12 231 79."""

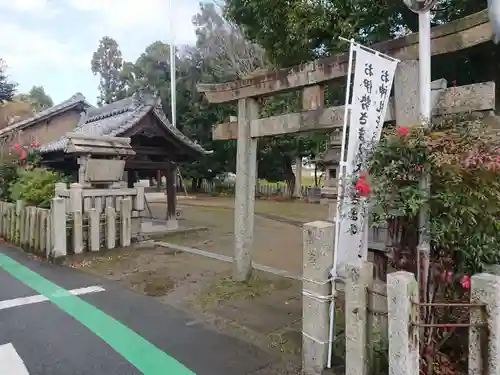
195 180 318 198
54 182 145 215
0 182 146 258
0 201 52 255
52 182 145 256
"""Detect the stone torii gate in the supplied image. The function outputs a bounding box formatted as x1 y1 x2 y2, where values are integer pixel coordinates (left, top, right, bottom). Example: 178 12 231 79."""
197 9 496 282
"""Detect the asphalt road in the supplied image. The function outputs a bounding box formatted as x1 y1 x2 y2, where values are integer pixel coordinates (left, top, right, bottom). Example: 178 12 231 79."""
0 245 276 375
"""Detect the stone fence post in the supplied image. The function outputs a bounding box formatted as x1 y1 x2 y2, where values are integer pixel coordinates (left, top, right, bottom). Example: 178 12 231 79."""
15 200 24 243
302 221 334 375
70 183 83 254
345 260 373 375
133 182 145 211
469 272 500 375
51 197 66 258
54 182 67 197
387 271 419 375
120 197 132 247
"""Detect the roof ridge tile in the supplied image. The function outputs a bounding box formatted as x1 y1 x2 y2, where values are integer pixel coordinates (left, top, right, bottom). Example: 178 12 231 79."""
40 94 211 156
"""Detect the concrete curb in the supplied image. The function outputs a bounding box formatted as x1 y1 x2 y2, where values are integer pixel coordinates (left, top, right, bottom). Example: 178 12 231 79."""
154 241 301 281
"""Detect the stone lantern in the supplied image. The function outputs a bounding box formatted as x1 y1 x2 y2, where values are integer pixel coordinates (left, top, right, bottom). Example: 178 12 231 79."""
318 129 342 200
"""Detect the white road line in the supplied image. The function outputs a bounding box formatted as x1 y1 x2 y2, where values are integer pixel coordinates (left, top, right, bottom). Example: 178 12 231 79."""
0 343 30 374
0 286 105 311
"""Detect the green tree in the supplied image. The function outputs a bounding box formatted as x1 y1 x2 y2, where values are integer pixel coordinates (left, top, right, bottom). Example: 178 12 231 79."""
175 46 237 189
18 86 53 112
221 0 496 190
194 2 327 190
91 36 127 105
224 0 488 66
130 41 175 113
0 59 16 103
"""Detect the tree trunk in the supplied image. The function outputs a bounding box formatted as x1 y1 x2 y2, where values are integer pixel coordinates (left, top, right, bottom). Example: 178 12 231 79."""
191 178 198 192
314 165 319 187
165 163 178 228
283 156 295 198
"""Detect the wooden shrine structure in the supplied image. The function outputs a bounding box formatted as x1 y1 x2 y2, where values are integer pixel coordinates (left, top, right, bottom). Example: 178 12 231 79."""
39 93 210 225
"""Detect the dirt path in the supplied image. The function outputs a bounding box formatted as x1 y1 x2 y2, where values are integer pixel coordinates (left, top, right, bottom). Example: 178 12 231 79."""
150 203 329 276
176 196 329 223
146 197 331 276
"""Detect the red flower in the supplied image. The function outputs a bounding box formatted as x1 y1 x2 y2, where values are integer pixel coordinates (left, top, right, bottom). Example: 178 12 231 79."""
355 177 370 197
396 126 409 136
460 275 470 290
31 141 40 147
14 143 21 150
441 270 453 283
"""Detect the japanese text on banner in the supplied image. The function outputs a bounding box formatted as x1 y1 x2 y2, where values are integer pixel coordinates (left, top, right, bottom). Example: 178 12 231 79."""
334 45 398 273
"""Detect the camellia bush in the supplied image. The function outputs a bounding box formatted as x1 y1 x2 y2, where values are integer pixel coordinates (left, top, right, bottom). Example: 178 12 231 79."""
0 139 67 208
0 140 41 199
360 115 500 374
367 115 500 276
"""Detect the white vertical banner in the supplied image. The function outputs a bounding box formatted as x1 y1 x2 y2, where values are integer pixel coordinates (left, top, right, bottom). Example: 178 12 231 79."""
328 40 398 368
335 44 398 272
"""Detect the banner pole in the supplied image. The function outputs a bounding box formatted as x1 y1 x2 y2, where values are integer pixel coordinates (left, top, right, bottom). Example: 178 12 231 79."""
327 39 356 369
339 36 399 62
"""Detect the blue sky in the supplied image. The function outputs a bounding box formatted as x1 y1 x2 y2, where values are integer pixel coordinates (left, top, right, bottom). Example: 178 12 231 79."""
0 0 203 105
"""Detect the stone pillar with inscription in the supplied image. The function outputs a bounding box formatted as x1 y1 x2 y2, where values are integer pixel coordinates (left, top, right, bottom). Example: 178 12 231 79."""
302 220 335 375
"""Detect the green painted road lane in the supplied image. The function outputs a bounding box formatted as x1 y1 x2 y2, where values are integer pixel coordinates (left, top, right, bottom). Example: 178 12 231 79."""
0 253 195 375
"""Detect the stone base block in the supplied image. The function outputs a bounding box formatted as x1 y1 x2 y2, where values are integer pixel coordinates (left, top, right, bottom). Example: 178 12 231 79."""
166 218 179 230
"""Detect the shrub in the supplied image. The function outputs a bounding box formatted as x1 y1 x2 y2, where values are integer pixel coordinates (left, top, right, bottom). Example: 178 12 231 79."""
363 114 500 374
9 167 61 208
366 115 500 275
0 163 18 200
0 140 42 201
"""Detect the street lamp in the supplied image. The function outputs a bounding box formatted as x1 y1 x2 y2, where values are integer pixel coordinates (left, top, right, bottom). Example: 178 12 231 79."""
402 0 438 12
401 0 438 303
487 0 500 44
402 0 439 122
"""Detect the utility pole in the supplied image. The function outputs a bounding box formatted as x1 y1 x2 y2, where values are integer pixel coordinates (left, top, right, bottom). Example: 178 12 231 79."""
168 0 176 128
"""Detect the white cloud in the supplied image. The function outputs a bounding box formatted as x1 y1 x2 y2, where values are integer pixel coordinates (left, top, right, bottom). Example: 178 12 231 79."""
0 22 88 70
66 0 198 44
0 0 204 103
0 0 48 11
0 0 61 17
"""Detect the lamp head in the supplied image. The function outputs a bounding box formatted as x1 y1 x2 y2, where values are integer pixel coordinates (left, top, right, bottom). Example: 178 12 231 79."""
402 0 438 13
488 0 500 44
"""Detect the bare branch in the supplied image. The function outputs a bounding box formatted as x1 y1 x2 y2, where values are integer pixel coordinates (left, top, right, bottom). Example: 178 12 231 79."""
194 2 267 79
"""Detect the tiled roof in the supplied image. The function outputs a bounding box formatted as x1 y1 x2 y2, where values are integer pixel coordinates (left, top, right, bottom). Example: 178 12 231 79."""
40 93 210 156
0 93 91 137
